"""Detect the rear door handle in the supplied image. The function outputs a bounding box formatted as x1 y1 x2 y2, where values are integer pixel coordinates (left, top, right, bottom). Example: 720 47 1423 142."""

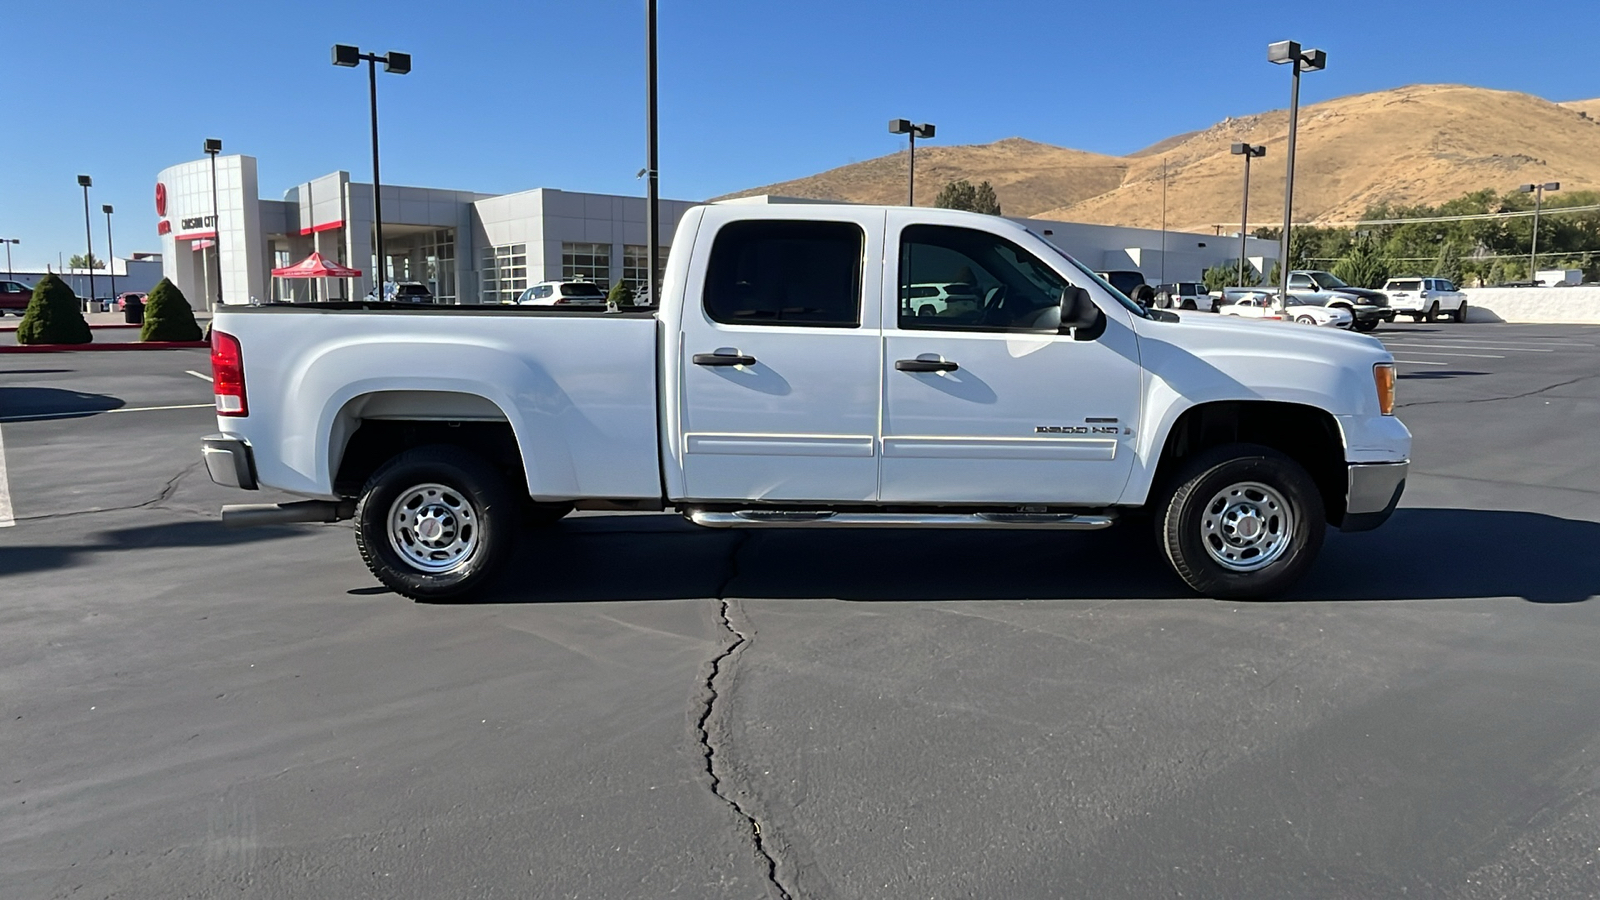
895 358 958 372
693 351 757 367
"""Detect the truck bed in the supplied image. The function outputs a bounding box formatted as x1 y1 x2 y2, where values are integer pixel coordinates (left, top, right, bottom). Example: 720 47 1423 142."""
210 303 663 501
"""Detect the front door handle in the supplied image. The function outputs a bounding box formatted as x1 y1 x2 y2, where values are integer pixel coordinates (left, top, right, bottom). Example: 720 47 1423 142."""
896 358 959 373
693 350 757 367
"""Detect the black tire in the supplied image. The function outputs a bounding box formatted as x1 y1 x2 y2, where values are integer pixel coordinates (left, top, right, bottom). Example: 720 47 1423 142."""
1452 301 1468 323
1353 319 1377 332
1181 298 1197 310
1295 314 1317 325
1154 444 1325 599
354 445 517 601
1424 301 1439 323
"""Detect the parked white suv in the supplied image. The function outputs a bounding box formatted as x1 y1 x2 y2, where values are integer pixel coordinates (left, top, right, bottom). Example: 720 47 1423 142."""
901 282 983 319
1383 276 1467 322
516 281 608 307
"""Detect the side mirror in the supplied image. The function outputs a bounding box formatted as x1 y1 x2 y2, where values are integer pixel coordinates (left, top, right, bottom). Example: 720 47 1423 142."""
1059 286 1106 340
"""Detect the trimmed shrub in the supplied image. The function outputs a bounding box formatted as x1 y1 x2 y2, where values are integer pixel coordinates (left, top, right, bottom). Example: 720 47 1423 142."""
16 273 92 345
605 280 633 309
140 278 203 342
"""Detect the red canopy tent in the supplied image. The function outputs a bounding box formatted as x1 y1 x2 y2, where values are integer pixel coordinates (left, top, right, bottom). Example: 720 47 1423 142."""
271 252 362 302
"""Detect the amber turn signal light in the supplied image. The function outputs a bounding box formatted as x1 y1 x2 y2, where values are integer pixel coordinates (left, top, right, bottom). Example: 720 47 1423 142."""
1374 363 1396 416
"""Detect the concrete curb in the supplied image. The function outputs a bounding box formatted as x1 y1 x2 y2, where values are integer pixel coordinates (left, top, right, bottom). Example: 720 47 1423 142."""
0 341 208 354
0 323 142 333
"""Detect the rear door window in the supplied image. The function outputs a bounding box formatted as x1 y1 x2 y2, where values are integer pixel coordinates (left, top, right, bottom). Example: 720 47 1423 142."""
1390 279 1421 291
703 220 864 327
560 283 605 297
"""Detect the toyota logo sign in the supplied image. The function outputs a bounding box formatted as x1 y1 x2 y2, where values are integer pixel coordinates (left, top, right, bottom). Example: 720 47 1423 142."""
155 182 167 217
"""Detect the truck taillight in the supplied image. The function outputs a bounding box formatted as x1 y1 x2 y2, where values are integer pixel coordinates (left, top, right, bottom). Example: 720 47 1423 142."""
211 330 248 417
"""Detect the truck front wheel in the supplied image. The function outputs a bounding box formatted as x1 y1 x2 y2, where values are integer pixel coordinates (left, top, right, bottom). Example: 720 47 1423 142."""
1156 444 1325 599
354 445 516 601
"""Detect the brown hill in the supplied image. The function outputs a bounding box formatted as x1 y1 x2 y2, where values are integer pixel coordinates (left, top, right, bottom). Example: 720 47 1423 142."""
718 85 1600 232
716 138 1130 213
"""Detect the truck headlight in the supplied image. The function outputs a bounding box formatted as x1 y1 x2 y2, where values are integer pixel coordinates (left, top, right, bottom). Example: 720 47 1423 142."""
1374 363 1396 415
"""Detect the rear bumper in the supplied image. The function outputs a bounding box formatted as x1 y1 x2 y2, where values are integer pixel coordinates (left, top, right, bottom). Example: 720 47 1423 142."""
1339 460 1407 532
202 433 258 490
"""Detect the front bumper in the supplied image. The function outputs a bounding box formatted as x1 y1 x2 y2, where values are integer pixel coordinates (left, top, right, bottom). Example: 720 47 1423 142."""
1339 460 1407 532
202 433 258 490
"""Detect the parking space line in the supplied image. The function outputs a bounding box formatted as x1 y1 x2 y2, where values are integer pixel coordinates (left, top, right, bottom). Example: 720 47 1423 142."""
1381 349 1505 359
1392 359 1449 365
0 403 214 423
0 425 13 528
186 370 214 382
1382 342 1548 353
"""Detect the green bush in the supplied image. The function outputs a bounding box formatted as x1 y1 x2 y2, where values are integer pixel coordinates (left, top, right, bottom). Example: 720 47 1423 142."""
606 280 633 309
140 278 203 342
16 273 92 345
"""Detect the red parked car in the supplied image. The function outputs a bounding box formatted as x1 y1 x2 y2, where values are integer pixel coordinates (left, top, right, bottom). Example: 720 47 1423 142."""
0 279 31 315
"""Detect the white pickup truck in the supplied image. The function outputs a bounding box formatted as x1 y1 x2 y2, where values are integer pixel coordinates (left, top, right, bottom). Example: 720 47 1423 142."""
201 205 1410 600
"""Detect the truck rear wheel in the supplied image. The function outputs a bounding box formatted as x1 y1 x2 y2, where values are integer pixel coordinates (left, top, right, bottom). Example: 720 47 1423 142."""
1155 444 1325 599
354 445 516 601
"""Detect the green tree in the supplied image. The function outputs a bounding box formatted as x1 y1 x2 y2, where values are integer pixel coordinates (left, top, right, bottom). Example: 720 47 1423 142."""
139 278 203 342
971 181 1002 215
1202 263 1256 293
605 280 633 309
1432 243 1464 284
934 179 1002 215
67 253 106 270
1331 238 1391 289
16 273 92 345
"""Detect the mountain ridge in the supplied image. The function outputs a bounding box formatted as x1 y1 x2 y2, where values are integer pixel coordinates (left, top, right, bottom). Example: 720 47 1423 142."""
716 84 1600 231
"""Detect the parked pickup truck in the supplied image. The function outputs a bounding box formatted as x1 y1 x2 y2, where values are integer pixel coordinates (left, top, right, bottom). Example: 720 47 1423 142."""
201 205 1410 600
1287 270 1397 332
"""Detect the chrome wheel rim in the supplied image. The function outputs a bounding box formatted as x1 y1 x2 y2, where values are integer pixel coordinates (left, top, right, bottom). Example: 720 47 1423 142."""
387 483 479 574
1200 481 1294 572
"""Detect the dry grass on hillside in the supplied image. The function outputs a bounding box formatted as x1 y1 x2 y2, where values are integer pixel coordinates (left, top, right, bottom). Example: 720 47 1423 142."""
719 85 1600 231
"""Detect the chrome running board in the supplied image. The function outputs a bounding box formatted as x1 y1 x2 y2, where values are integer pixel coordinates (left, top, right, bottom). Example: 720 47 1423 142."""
686 510 1115 530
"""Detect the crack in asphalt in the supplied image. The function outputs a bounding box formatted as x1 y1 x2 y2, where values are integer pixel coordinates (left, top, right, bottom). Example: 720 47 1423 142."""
15 461 200 523
692 532 794 900
1397 372 1600 408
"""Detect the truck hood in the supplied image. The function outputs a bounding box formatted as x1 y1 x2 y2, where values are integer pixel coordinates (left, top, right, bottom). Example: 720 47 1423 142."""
1146 309 1390 364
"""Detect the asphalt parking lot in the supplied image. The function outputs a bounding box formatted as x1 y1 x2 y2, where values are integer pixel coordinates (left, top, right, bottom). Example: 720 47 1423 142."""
2 322 1598 899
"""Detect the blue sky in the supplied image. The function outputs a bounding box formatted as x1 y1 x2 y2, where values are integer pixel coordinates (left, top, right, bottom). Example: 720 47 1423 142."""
0 0 1592 270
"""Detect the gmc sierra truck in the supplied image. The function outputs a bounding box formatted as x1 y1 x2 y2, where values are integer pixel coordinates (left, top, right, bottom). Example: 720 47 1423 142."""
201 204 1410 600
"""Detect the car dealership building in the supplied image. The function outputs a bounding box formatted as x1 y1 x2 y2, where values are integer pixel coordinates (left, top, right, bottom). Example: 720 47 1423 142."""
154 153 1277 307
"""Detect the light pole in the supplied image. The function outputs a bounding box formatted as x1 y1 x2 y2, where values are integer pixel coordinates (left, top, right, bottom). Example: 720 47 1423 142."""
203 138 223 310
333 44 412 295
1230 142 1266 287
888 119 936 206
103 204 116 303
1518 181 1559 283
645 0 660 306
77 175 96 311
0 238 17 282
1268 40 1326 311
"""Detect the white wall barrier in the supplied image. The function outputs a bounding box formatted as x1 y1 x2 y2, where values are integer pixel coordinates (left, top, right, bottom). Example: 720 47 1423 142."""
1460 287 1600 324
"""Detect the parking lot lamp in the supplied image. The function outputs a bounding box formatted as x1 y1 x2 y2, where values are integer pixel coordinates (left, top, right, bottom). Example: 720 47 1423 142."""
888 119 936 206
333 44 411 291
77 175 96 311
103 205 116 303
1268 40 1326 311
1 238 17 282
204 139 223 310
1230 143 1267 287
1518 181 1559 283
646 0 660 307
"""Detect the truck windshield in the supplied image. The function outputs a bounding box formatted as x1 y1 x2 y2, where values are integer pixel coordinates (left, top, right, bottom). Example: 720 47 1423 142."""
1030 233 1150 319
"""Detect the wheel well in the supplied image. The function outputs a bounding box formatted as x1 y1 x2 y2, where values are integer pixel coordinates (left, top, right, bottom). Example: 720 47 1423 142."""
1153 401 1346 524
333 420 525 498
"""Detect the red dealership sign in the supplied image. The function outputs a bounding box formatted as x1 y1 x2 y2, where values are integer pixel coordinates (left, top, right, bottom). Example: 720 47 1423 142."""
155 182 167 217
